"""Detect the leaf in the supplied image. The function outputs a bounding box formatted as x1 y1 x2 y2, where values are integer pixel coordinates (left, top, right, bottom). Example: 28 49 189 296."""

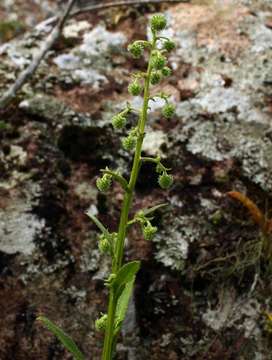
113 261 140 292
86 212 108 236
227 191 266 232
116 277 135 325
141 203 168 216
37 316 84 360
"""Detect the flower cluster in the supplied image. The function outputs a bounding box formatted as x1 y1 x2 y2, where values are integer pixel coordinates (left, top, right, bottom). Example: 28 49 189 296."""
98 232 117 255
92 14 175 351
96 173 112 192
155 158 173 189
122 127 137 152
95 314 108 332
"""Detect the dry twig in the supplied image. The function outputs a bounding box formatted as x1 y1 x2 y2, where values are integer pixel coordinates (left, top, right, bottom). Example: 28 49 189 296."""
0 0 77 109
0 0 187 109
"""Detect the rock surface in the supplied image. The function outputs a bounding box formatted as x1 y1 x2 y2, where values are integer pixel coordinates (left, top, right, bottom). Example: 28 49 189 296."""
0 0 272 359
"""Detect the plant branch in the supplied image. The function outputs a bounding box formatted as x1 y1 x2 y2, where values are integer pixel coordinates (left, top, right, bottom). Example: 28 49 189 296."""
86 213 109 235
72 0 189 15
0 0 77 110
101 169 129 192
101 28 157 360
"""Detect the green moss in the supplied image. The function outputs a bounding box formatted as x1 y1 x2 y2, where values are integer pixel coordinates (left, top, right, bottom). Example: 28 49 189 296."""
0 20 26 42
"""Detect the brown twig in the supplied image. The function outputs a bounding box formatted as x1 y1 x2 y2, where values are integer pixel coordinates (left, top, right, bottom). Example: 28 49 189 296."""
0 0 77 110
0 0 187 110
72 0 188 15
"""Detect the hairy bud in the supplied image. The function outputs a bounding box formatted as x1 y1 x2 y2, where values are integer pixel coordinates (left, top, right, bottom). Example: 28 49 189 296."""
150 71 161 85
122 134 137 151
143 223 158 240
151 14 167 32
128 80 142 96
112 114 126 129
161 66 172 77
96 174 112 192
163 39 175 52
158 172 173 189
128 41 144 59
151 53 166 70
162 103 175 118
95 314 108 332
98 234 111 254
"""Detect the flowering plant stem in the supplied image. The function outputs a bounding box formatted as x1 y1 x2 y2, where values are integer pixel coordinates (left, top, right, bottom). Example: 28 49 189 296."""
38 13 175 360
102 33 157 360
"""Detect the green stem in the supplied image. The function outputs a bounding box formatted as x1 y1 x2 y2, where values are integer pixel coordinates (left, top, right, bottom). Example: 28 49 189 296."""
101 34 157 360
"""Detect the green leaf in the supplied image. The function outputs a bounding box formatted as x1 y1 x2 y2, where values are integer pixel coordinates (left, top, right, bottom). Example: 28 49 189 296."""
141 203 168 216
37 316 84 360
113 261 140 292
86 212 109 236
115 277 136 331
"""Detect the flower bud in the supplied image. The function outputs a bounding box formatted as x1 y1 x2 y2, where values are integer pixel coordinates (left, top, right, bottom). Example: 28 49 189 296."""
95 314 108 332
143 223 158 240
158 172 173 189
163 39 175 52
128 42 144 59
161 66 172 77
162 103 175 118
98 234 111 254
151 14 167 32
151 53 166 70
128 80 142 96
122 134 137 151
96 174 112 192
150 71 161 85
112 114 126 129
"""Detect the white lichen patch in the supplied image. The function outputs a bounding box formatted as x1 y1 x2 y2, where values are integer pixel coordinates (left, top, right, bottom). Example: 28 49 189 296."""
203 289 261 339
73 69 108 88
52 24 127 88
0 183 44 255
142 128 167 156
79 25 126 58
53 54 80 70
63 20 91 39
187 121 229 161
154 215 211 271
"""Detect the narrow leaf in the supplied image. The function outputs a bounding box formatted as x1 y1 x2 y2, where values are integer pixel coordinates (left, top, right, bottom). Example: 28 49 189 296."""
116 277 135 326
141 203 168 216
113 261 140 291
37 316 84 360
86 212 108 236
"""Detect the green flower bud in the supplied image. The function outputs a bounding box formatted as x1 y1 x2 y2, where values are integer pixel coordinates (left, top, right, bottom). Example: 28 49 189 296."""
112 114 126 129
98 234 111 254
161 66 172 77
95 314 108 332
151 53 166 70
162 103 175 118
143 223 158 240
122 134 137 151
105 273 117 287
163 39 175 52
128 41 144 59
150 71 161 85
151 14 167 32
128 80 142 96
158 172 173 189
96 174 112 192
